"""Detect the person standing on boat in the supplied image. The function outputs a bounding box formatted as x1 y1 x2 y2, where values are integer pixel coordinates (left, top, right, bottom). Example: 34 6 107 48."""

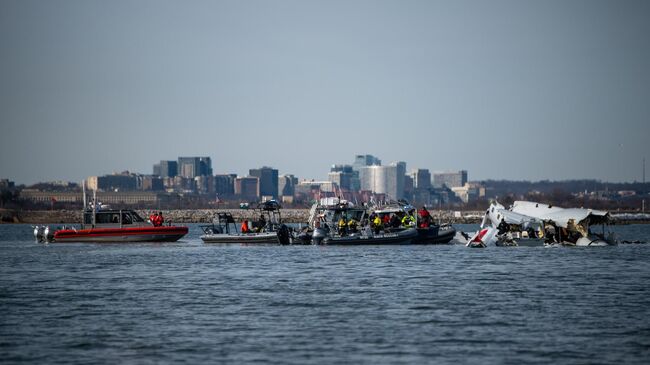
157 212 165 227
418 207 432 228
257 214 266 232
149 212 157 226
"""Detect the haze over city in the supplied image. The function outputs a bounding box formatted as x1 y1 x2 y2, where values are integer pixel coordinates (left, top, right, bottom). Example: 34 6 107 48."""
1 0 649 185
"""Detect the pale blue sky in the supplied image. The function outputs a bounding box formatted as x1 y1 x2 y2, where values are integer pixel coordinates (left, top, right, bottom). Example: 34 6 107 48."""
1 0 649 184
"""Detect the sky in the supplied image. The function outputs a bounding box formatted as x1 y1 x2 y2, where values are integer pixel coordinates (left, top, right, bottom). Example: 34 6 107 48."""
1 0 649 185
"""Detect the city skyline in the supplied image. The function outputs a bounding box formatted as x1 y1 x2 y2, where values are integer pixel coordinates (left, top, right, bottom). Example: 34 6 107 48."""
2 153 649 186
1 1 649 184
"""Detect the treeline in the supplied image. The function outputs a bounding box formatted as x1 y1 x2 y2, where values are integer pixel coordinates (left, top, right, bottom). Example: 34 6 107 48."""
463 179 650 211
479 179 650 197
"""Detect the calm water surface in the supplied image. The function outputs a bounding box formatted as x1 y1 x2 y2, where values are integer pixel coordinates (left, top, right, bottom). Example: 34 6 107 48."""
1 224 650 364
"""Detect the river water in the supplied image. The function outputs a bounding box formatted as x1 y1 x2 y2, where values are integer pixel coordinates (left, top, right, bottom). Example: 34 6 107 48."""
1 223 649 364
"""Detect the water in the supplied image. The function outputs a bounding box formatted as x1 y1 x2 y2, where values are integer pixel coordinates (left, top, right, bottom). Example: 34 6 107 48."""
1 223 650 364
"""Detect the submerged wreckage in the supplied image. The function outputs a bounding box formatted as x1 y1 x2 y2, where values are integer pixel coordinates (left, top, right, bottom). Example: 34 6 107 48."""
465 201 617 247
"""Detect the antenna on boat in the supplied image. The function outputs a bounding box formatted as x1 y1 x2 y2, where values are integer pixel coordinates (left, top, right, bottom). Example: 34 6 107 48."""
92 188 97 228
82 180 87 229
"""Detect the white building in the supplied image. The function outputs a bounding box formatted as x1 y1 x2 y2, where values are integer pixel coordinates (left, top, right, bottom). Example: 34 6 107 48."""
359 162 406 200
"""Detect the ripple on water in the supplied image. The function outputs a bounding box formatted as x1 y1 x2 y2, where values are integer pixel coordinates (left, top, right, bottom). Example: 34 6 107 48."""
1 224 650 364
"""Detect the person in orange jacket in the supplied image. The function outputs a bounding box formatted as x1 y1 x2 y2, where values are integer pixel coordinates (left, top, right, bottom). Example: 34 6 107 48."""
241 220 250 233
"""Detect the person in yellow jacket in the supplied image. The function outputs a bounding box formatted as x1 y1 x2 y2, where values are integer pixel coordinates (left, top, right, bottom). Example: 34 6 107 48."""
347 218 358 233
401 213 415 227
338 217 347 236
372 215 383 234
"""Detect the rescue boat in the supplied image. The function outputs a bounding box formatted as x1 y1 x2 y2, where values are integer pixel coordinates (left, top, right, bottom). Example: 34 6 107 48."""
34 183 188 243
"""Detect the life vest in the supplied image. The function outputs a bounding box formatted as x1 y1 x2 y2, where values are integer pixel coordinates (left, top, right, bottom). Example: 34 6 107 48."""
241 221 249 233
401 215 413 226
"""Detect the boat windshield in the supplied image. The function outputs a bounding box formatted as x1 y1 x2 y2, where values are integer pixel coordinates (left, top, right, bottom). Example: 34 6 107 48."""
129 211 145 222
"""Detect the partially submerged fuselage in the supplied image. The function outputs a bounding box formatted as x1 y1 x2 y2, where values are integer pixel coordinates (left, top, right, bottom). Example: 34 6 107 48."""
465 201 616 247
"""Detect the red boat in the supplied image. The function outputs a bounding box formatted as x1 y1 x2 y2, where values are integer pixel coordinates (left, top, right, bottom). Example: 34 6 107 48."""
51 209 188 243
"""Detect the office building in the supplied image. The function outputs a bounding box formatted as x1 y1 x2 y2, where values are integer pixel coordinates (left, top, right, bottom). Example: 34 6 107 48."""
278 174 298 197
359 162 406 200
329 164 358 191
234 177 260 201
214 174 236 196
87 174 137 192
160 161 178 178
177 157 212 179
138 175 164 191
249 167 279 199
433 170 468 189
411 169 432 190
194 175 215 195
353 154 381 171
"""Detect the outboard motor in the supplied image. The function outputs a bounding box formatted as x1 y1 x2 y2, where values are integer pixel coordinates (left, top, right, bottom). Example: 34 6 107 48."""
312 227 327 245
43 226 54 242
33 226 45 242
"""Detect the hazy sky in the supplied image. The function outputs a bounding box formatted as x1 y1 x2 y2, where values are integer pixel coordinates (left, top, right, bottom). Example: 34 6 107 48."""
1 0 649 185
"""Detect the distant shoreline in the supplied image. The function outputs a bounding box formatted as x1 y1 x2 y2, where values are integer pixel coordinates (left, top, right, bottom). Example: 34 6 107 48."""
1 208 484 225
1 208 649 225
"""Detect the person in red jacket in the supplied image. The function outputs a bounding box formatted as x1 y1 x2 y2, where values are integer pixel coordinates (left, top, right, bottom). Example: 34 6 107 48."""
156 212 164 227
382 213 390 226
149 213 157 226
418 207 431 228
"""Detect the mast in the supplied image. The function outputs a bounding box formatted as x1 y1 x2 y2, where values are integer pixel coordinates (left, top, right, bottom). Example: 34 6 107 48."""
82 180 87 228
92 188 97 228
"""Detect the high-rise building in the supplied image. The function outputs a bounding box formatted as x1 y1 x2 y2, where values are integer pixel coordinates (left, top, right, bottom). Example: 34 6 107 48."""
278 174 298 197
234 177 260 201
329 164 357 191
353 154 381 171
359 162 406 200
199 157 212 176
177 157 212 178
214 174 236 197
411 169 432 190
404 175 414 201
194 175 215 195
433 170 468 189
160 161 178 178
87 173 138 192
249 167 279 199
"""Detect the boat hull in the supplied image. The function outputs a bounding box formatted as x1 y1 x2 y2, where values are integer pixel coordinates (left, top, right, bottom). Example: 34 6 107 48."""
412 225 457 244
200 232 279 244
53 226 189 243
322 228 418 245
